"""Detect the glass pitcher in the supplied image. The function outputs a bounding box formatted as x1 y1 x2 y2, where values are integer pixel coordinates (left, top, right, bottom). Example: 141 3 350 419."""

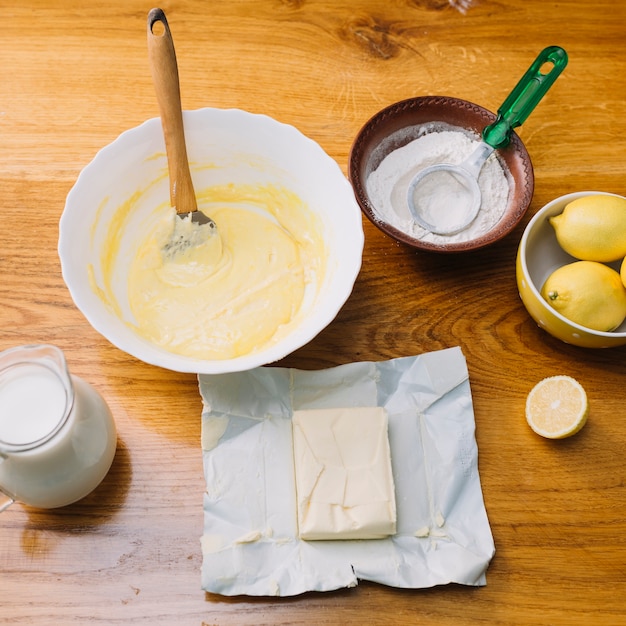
0 344 117 511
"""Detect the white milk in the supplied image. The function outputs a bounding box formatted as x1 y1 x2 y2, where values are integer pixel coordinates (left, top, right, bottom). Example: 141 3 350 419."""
0 363 68 446
0 349 117 509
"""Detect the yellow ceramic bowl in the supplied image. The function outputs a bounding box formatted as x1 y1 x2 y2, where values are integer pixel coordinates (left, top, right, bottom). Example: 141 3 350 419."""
516 191 626 348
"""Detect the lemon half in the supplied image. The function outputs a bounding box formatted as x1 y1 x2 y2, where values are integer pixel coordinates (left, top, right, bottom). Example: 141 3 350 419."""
525 376 588 439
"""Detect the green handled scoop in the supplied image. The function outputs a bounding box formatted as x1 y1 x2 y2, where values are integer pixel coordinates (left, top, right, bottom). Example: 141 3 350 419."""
407 46 568 236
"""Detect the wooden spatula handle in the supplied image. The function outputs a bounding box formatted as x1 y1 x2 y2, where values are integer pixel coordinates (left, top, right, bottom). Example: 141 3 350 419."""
147 8 197 215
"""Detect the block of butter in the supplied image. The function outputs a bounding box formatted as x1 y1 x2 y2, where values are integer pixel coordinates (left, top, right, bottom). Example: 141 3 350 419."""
292 407 397 541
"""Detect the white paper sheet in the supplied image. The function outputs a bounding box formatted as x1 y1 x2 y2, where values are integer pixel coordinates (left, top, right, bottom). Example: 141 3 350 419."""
199 347 495 596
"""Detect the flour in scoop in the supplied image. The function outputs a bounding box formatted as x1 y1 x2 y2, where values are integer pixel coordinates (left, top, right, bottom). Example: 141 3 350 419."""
366 127 512 243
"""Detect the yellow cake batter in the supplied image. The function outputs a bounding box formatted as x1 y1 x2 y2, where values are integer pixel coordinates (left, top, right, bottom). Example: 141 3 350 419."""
100 182 326 360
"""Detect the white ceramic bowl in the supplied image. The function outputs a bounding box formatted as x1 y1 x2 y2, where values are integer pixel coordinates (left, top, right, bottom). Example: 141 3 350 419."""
516 191 626 348
59 108 364 373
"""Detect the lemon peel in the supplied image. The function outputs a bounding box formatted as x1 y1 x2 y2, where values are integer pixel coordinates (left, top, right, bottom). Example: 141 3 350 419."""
525 376 588 439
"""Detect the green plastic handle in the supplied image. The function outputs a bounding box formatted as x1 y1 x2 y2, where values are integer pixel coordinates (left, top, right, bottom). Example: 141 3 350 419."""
482 46 568 149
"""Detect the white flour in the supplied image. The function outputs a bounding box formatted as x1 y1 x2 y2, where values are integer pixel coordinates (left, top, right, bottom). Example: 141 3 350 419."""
366 128 512 244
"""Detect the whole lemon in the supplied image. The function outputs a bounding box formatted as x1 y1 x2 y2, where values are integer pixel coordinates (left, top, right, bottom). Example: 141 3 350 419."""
622 256 626 289
541 261 626 331
549 194 626 262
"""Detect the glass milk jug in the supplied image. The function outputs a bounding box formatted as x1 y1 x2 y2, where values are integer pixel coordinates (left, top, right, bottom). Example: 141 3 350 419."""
0 344 117 511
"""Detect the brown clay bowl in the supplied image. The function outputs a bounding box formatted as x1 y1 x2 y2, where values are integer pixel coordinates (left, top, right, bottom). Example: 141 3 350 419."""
349 96 535 253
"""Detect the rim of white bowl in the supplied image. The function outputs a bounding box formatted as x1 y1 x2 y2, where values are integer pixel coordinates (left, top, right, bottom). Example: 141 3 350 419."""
59 108 364 374
519 190 626 339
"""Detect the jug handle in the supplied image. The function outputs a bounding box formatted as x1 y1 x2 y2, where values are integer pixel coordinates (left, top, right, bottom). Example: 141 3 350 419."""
0 454 14 512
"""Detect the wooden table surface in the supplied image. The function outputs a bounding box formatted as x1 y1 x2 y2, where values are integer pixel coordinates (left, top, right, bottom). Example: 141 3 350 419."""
1 1 625 624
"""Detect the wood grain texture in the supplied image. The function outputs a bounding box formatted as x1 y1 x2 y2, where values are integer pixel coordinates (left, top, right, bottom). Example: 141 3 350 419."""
1 1 626 624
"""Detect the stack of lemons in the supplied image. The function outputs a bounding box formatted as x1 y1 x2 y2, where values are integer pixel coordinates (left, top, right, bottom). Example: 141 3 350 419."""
542 194 626 331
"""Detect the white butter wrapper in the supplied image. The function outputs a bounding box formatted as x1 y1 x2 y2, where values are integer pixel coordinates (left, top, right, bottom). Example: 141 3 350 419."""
199 347 495 596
